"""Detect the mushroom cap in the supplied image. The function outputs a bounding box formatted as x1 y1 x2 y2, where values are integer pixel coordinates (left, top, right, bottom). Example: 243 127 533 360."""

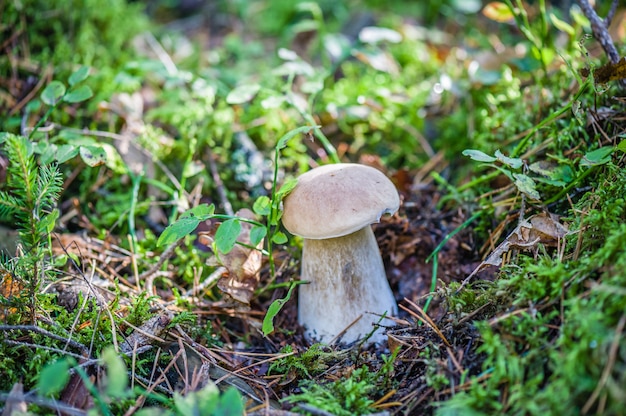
281 163 400 239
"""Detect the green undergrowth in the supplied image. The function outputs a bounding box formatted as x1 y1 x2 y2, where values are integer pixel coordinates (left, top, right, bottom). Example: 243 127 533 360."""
438 143 626 414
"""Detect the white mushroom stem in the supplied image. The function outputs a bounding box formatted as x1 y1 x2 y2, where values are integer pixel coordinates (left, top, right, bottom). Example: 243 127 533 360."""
298 226 398 345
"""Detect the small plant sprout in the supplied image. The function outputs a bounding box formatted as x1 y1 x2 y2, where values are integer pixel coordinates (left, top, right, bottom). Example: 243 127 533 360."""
281 163 400 345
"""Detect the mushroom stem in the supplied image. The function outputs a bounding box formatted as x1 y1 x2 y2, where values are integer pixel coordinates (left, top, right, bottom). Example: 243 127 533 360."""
299 226 398 344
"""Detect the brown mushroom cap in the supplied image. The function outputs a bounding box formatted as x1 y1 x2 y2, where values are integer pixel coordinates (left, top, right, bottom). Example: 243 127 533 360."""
281 163 400 240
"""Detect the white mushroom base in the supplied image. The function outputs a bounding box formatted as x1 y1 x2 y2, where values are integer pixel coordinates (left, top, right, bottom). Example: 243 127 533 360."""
298 226 398 345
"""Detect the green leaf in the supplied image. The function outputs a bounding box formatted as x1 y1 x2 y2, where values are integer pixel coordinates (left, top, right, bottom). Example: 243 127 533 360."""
64 85 93 103
157 217 201 246
101 346 128 398
276 178 298 199
494 149 523 169
617 139 626 153
79 145 107 167
215 219 241 254
188 203 216 219
216 388 245 416
69 66 90 86
276 125 319 150
250 225 267 247
262 282 297 336
39 208 59 233
462 149 497 163
41 81 66 106
513 173 540 200
550 12 575 36
156 204 216 247
271 231 288 244
55 144 80 163
253 196 271 216
226 83 261 104
581 147 614 167
38 358 72 396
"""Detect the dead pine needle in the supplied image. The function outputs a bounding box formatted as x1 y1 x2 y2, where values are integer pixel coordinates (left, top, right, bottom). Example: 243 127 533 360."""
401 298 451 347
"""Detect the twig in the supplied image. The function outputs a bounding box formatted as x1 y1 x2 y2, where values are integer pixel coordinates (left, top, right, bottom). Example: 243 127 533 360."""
0 325 88 355
137 238 185 282
576 0 620 64
206 148 234 216
401 298 451 347
0 390 86 416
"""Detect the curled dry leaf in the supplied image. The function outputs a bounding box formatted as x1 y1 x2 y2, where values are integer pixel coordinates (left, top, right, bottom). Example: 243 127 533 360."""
216 208 264 305
462 212 568 286
119 312 173 354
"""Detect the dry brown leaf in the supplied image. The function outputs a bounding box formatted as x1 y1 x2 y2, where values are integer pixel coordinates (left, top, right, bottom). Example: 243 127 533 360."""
216 209 264 305
119 312 172 354
2 383 27 416
462 212 568 287
59 372 94 411
0 269 23 320
592 57 626 84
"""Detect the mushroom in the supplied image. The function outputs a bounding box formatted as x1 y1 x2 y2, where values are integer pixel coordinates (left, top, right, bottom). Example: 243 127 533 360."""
281 163 400 344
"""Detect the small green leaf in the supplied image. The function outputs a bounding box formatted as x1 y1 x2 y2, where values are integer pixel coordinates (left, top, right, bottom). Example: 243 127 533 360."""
494 149 523 169
550 12 575 36
581 147 614 167
41 81 66 106
271 231 288 244
262 282 297 336
38 358 72 396
277 125 319 150
462 149 497 163
188 203 216 219
226 83 261 104
276 178 298 199
156 204 215 247
101 346 128 398
215 219 241 254
158 216 201 246
617 139 626 153
64 85 93 103
39 208 59 233
55 144 80 163
250 225 267 247
79 145 107 167
513 173 540 200
261 94 286 109
68 66 90 86
253 196 271 216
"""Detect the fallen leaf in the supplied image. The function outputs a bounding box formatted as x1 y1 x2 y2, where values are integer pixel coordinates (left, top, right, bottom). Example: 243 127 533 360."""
60 373 94 411
119 312 172 354
592 57 626 84
462 212 568 287
2 383 27 415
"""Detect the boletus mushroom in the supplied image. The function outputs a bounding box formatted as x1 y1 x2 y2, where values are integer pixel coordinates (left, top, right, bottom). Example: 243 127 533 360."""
281 163 399 344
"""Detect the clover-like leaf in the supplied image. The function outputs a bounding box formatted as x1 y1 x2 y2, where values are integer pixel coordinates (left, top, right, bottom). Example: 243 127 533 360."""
64 85 93 103
215 218 241 254
68 65 90 86
41 81 66 106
